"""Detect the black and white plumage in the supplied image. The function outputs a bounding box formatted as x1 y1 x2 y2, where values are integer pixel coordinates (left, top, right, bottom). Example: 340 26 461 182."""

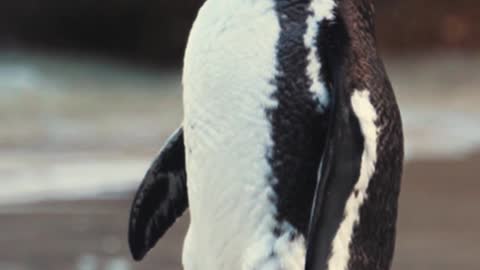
128 0 403 270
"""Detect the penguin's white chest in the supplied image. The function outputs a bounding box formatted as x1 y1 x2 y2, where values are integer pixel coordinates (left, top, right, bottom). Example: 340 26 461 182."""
181 1 305 270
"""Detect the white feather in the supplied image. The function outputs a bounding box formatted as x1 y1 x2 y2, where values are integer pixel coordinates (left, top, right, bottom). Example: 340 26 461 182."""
327 90 379 270
182 0 305 269
304 0 336 111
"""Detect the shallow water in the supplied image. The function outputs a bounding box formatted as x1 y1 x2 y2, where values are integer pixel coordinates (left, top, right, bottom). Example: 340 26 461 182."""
1 50 479 204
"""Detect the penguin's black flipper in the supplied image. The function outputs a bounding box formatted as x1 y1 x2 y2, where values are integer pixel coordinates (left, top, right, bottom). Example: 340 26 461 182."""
305 15 367 270
304 84 364 270
128 127 188 261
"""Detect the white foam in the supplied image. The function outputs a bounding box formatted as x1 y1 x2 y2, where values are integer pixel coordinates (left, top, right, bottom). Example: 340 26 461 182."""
0 152 150 205
402 108 480 160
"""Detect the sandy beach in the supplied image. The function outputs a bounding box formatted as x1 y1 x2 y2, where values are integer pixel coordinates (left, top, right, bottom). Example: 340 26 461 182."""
1 153 478 270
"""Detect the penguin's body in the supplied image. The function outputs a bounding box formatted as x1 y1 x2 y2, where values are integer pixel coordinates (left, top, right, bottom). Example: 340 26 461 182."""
128 0 404 270
182 0 321 269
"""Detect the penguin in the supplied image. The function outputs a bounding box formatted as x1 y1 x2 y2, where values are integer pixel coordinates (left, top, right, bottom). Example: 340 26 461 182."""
128 0 403 269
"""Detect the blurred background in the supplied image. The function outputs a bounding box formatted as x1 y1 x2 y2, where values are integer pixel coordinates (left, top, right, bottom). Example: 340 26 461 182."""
0 0 479 269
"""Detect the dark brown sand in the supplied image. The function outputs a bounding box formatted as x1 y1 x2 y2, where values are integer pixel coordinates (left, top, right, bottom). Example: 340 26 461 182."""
0 154 479 270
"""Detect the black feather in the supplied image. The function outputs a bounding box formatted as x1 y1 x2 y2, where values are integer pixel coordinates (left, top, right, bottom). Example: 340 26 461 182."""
128 128 188 261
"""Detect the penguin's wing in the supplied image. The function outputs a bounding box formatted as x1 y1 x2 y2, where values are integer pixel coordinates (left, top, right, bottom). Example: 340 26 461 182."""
128 127 188 261
305 22 366 270
304 88 364 270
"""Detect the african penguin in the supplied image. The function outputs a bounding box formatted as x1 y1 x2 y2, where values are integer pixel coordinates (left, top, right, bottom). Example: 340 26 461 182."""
128 0 404 270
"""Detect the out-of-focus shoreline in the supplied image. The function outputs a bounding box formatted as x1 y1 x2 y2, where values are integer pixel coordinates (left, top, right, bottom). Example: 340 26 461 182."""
1 51 480 205
1 153 479 270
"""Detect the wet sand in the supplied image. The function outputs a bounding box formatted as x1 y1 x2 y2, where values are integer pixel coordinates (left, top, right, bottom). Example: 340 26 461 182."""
1 153 479 270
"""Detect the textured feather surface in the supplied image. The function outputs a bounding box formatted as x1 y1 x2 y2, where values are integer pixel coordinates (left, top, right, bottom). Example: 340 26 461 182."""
128 128 188 261
182 1 308 269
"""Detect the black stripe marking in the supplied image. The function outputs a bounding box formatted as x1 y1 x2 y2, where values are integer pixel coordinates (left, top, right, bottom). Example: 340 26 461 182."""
268 0 329 237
